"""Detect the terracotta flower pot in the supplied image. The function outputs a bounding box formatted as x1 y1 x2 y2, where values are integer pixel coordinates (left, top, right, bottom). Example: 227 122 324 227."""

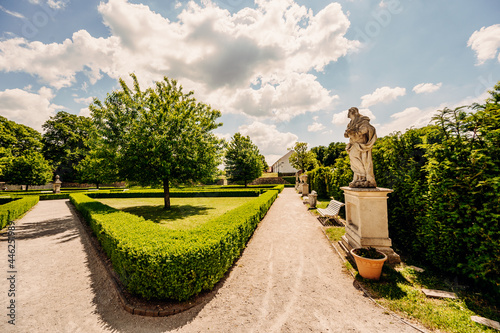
350 248 387 280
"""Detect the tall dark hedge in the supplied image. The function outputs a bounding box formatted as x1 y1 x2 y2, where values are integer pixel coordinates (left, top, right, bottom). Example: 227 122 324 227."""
308 82 500 296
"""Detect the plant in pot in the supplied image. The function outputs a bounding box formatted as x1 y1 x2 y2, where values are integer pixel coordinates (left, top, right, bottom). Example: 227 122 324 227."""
350 247 387 280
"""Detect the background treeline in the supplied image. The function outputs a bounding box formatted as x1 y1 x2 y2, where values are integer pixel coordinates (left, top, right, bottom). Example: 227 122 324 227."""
308 82 500 297
0 111 91 189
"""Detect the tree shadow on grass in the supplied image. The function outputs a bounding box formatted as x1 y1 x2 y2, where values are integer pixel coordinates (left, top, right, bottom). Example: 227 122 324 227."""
121 204 213 223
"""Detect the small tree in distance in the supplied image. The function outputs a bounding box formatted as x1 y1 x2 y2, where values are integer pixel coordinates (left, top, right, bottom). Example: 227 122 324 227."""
289 142 318 172
224 133 263 187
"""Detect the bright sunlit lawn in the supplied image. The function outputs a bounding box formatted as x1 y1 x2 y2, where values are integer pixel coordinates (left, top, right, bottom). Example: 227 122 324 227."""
96 197 254 230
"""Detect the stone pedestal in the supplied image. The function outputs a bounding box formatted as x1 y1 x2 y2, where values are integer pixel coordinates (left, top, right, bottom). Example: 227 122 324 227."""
53 175 62 194
300 183 309 196
340 186 400 264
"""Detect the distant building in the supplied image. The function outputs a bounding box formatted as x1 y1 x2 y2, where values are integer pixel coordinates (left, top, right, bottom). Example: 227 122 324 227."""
271 151 299 174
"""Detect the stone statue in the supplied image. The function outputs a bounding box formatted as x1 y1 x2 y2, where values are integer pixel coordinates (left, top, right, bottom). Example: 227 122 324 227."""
344 107 377 188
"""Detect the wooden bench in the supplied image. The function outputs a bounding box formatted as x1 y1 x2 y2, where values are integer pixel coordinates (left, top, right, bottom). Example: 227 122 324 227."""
317 199 345 226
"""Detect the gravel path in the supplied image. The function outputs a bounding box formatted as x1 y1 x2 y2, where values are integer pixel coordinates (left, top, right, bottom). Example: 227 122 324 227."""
0 189 422 332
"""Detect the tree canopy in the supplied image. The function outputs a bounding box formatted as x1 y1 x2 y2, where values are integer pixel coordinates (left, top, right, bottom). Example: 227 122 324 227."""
289 142 318 172
0 116 51 186
90 74 224 209
3 151 52 191
224 133 263 187
42 111 92 182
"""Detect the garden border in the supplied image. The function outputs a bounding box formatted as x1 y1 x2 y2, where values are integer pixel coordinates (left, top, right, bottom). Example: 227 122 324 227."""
70 186 283 313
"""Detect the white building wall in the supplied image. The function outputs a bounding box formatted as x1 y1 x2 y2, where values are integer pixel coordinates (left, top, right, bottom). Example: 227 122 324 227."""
271 151 299 174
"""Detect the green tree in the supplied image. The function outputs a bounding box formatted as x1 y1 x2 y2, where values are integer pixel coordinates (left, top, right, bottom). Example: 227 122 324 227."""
311 146 326 166
4 151 52 191
0 116 44 178
224 133 263 187
323 142 347 166
75 153 118 189
91 74 224 209
260 154 269 172
289 142 318 172
0 116 43 156
42 111 92 182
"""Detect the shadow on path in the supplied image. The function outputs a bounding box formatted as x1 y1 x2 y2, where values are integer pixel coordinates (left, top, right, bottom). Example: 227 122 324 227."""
68 200 222 332
10 216 79 243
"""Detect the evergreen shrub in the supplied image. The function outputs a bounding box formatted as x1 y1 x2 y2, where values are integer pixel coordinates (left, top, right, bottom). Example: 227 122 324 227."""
0 196 39 229
70 189 279 301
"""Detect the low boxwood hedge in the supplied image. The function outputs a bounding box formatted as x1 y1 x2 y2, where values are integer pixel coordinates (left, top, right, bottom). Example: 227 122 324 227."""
0 196 39 229
70 189 279 301
86 189 262 199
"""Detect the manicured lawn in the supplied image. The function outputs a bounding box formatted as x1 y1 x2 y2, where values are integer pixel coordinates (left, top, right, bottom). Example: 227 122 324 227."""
96 197 254 230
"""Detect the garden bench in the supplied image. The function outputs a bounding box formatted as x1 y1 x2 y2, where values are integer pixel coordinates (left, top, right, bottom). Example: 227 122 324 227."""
317 199 345 226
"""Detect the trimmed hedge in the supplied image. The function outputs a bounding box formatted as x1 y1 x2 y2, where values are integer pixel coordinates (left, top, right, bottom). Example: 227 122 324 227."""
39 193 71 200
86 189 262 199
70 189 279 301
0 196 39 229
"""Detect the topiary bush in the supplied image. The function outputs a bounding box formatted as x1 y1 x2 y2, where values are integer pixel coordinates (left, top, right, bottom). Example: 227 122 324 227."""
70 189 279 301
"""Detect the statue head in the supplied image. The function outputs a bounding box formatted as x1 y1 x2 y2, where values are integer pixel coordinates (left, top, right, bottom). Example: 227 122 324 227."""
348 107 359 119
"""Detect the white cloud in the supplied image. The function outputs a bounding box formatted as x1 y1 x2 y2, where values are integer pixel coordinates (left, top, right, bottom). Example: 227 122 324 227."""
468 24 500 65
229 72 338 121
360 86 406 108
238 121 298 160
377 90 489 136
308 122 325 132
0 5 25 19
0 87 64 131
28 0 67 9
78 107 91 118
0 0 356 122
74 96 94 105
0 30 117 89
47 0 67 9
413 82 442 94
332 108 375 126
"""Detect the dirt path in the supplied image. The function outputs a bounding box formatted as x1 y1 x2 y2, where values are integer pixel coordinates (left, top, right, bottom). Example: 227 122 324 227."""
0 190 423 332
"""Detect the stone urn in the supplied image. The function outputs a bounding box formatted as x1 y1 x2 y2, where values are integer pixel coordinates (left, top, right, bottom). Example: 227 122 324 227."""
53 175 62 194
299 173 308 184
350 247 387 280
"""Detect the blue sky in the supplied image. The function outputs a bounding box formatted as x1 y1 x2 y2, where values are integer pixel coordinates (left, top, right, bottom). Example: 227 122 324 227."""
0 0 499 165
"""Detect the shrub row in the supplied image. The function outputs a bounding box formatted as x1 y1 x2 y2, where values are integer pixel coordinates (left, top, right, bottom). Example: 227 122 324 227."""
309 118 500 296
281 176 295 184
0 196 39 229
86 189 262 199
70 188 279 301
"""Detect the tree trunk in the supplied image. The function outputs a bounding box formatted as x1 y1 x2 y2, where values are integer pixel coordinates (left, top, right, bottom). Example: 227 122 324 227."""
244 180 247 188
163 178 171 210
96 183 100 189
25 185 29 192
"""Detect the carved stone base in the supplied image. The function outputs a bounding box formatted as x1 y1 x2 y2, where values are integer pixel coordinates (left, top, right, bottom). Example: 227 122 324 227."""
340 186 400 264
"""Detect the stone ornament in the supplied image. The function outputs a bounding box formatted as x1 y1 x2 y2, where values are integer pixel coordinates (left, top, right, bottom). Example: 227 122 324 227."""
344 107 377 188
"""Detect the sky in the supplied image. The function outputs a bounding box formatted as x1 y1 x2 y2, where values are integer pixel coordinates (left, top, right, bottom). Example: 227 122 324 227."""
0 0 499 165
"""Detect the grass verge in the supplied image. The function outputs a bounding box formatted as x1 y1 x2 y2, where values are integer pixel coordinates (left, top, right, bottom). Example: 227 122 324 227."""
323 226 500 333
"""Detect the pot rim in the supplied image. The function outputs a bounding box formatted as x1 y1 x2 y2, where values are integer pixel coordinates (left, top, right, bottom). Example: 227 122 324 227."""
350 248 388 261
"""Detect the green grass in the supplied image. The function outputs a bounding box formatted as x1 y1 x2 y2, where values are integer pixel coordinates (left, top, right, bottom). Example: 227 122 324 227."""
361 266 500 332
96 197 254 230
324 226 345 242
260 172 278 178
321 225 499 332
